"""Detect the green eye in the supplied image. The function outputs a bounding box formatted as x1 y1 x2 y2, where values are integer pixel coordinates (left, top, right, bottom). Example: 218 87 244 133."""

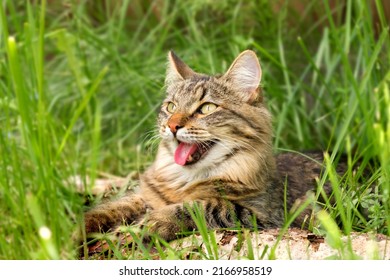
199 102 217 115
167 102 176 113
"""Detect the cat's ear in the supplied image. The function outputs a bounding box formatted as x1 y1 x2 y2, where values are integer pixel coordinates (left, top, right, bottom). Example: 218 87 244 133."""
165 51 196 85
223 50 262 102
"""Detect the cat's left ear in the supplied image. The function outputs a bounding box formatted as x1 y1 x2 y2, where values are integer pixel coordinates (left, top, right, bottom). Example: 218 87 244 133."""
223 50 262 103
165 51 197 85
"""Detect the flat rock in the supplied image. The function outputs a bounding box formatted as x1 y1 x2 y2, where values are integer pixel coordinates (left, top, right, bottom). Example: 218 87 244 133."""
171 228 390 260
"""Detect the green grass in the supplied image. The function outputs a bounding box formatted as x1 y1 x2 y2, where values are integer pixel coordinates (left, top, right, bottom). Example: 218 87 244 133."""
0 0 389 259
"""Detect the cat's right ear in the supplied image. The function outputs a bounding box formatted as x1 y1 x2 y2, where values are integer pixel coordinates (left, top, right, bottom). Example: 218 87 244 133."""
165 51 196 85
223 50 262 103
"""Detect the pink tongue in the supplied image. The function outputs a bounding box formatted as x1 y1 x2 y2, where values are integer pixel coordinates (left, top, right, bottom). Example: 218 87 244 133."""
174 142 198 166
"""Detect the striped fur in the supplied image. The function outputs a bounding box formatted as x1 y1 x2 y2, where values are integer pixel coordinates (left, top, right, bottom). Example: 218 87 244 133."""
84 50 325 241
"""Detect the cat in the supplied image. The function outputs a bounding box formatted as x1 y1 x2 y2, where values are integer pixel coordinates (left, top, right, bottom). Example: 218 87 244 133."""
84 50 339 243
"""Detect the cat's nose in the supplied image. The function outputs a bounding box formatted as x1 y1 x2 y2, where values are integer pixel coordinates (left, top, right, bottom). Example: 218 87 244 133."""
168 113 186 135
168 123 183 135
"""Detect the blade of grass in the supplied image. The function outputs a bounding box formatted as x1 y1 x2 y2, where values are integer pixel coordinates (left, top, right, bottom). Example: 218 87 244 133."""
55 65 108 159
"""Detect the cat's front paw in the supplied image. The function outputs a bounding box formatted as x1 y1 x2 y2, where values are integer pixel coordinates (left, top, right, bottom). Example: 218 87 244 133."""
139 211 190 242
84 213 103 234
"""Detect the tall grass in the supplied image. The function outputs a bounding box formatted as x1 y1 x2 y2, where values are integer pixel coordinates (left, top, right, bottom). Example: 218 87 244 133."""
0 0 389 259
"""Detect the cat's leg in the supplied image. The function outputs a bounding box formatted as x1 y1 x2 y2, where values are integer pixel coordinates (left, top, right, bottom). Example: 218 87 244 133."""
84 193 147 234
140 199 248 241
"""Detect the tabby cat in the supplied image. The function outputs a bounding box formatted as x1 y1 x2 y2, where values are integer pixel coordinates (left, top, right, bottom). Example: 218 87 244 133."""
84 50 332 242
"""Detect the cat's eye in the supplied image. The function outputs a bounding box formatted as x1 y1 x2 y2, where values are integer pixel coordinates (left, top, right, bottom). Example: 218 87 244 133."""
167 102 177 113
199 102 218 115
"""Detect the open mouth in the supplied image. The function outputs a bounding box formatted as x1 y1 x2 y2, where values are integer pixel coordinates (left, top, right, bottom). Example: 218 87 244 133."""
174 140 215 166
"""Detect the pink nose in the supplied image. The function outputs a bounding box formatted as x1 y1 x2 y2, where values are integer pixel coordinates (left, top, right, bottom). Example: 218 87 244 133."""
168 114 186 134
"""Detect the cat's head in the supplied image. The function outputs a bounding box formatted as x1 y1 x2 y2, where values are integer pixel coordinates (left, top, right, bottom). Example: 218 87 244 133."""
157 50 272 169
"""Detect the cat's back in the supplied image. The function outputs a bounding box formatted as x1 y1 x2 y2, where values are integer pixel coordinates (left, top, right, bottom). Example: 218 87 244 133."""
276 151 348 211
276 152 325 199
